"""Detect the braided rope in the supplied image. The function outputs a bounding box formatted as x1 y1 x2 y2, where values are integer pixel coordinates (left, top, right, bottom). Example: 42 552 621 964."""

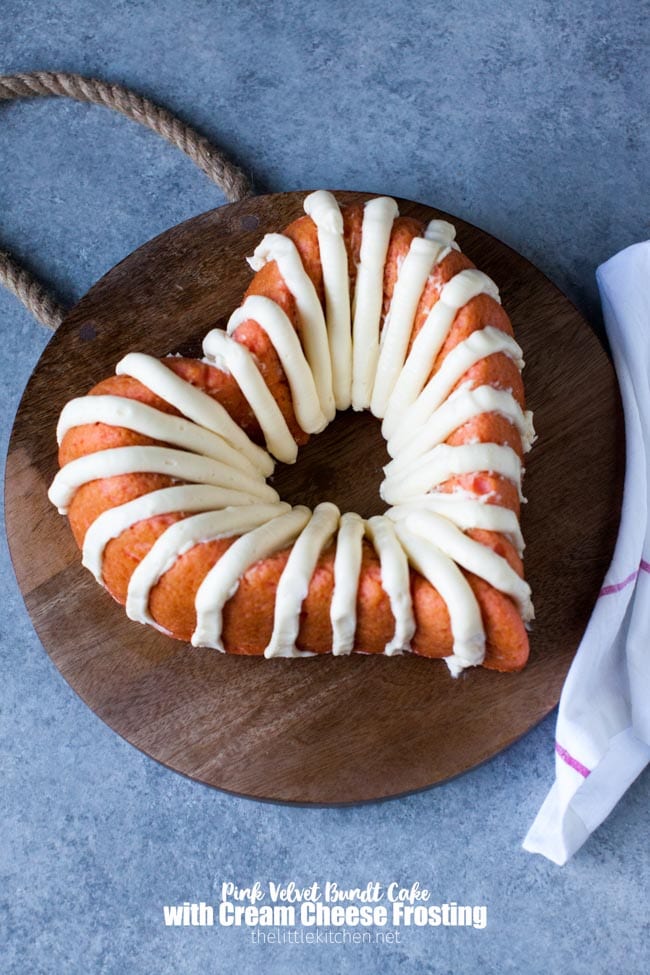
0 71 253 330
0 250 65 330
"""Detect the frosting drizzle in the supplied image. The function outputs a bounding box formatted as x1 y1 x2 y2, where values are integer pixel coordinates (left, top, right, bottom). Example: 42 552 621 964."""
49 191 534 675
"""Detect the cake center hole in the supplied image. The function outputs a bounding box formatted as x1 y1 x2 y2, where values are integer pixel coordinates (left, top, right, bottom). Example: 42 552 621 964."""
269 409 390 518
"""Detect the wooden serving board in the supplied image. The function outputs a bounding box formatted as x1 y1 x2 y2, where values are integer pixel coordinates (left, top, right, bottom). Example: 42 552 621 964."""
5 191 624 804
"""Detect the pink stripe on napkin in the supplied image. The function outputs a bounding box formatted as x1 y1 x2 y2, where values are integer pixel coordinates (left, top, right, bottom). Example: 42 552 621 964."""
554 741 591 778
599 560 650 597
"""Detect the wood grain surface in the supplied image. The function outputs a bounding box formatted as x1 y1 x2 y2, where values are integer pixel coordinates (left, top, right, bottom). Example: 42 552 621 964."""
4 191 624 804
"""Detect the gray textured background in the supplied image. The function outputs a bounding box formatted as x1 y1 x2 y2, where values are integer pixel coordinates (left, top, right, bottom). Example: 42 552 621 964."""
1 2 649 973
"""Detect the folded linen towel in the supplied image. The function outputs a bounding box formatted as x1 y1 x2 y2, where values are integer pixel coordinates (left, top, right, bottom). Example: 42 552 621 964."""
523 241 650 865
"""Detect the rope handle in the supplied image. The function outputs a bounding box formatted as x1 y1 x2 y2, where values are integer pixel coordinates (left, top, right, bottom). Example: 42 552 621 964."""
0 71 253 330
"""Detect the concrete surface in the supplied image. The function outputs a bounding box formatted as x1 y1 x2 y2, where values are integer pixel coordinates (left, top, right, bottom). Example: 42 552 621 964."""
1 2 648 973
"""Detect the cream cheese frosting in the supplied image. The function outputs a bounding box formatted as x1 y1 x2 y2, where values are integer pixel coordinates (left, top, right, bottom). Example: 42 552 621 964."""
50 191 534 675
115 352 273 475
248 233 335 421
330 511 365 656
126 503 289 630
265 502 341 658
202 328 298 464
393 520 485 676
351 196 399 411
364 515 416 655
227 294 326 434
303 191 352 411
381 269 501 439
192 506 312 651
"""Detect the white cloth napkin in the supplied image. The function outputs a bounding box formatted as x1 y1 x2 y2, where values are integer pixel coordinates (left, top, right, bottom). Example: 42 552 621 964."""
523 241 650 865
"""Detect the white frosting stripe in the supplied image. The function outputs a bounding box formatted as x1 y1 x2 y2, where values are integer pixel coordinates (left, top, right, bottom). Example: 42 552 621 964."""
304 191 352 411
351 197 399 410
192 505 312 651
57 394 260 476
48 445 278 514
381 443 522 505
265 502 340 657
387 498 525 556
424 218 461 251
382 270 501 439
126 504 289 628
396 327 523 435
370 231 456 419
49 192 534 667
82 485 262 583
330 512 365 655
227 295 326 434
364 515 416 655
202 329 298 464
386 384 535 463
115 352 272 476
393 521 485 676
403 511 534 622
248 234 335 420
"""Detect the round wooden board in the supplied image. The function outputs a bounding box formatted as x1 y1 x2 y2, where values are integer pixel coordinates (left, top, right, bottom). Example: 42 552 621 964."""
5 191 624 804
